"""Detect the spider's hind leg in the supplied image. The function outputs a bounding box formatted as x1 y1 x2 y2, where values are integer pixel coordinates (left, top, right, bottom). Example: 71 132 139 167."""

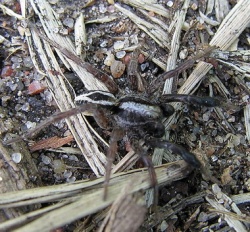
103 127 124 200
133 141 159 206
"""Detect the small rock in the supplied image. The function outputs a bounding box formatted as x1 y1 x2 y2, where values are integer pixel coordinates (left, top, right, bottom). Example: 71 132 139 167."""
104 52 115 66
116 50 126 59
167 1 174 7
63 17 74 28
12 152 22 163
28 81 46 95
1 66 14 78
42 155 52 165
110 60 125 78
113 40 125 50
53 159 66 173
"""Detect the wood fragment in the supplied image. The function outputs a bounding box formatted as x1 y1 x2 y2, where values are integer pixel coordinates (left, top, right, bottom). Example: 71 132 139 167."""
75 13 87 57
99 190 146 232
30 135 74 152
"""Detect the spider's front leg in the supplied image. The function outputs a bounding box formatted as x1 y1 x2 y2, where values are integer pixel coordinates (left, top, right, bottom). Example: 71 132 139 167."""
4 103 97 145
160 94 221 107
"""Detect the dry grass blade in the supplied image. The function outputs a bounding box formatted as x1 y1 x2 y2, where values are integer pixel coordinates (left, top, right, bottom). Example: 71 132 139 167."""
205 184 248 232
0 161 193 231
244 104 250 142
231 193 250 204
121 0 170 18
114 3 170 49
163 0 190 94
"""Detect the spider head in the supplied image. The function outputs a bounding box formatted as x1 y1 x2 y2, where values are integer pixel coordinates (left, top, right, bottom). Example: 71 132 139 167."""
75 90 117 106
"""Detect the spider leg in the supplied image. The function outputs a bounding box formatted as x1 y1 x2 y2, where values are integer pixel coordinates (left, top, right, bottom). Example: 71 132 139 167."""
147 139 201 168
140 153 159 206
5 104 98 145
103 127 124 200
161 94 220 107
132 141 158 206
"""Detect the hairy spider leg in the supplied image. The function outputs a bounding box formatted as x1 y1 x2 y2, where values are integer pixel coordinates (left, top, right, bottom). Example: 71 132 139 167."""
161 94 221 107
103 128 124 200
140 149 159 207
147 139 200 168
4 103 96 145
129 139 159 207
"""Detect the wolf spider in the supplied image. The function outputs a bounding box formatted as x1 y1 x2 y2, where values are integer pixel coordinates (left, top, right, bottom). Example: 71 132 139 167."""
6 88 220 200
75 91 220 199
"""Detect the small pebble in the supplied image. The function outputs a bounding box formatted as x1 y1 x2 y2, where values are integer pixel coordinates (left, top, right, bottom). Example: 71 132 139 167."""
113 40 125 50
66 176 76 183
104 52 115 66
190 3 198 10
110 60 125 78
179 49 188 59
138 53 145 64
211 155 218 162
69 155 79 162
53 159 67 173
160 220 168 231
63 170 72 179
6 81 18 91
11 152 22 163
140 62 149 72
167 1 174 7
107 4 115 12
1 66 14 78
203 112 211 121
116 50 126 59
28 81 46 95
99 3 107 13
42 155 52 165
21 102 30 112
59 28 68 35
63 18 74 28
215 136 224 143
100 40 108 48
25 121 37 129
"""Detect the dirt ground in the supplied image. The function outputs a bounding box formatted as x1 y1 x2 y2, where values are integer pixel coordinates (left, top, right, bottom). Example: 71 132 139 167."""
0 0 250 231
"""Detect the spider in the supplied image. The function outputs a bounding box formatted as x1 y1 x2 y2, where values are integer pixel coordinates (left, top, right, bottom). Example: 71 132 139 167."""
6 89 220 201
74 91 221 199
